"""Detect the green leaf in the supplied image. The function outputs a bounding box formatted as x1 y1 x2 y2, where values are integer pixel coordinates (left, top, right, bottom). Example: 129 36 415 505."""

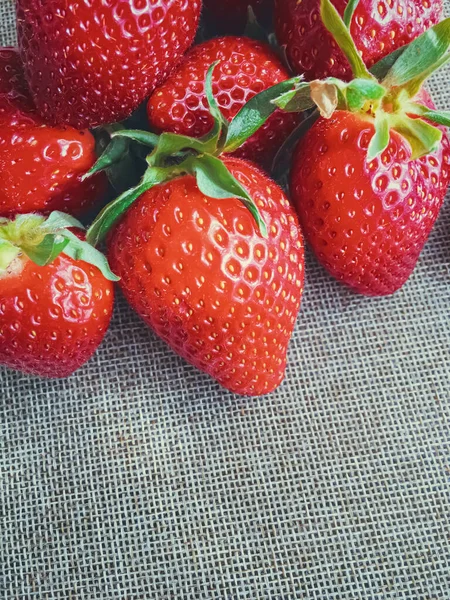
343 0 360 27
0 211 116 277
82 134 129 181
383 18 450 89
0 238 20 272
24 234 69 266
43 211 85 231
61 230 120 281
186 154 268 237
346 79 385 111
367 113 390 160
148 131 215 167
390 113 443 160
272 83 314 112
224 76 302 153
87 167 176 247
369 45 409 80
203 61 229 145
403 54 450 98
187 155 250 200
320 0 374 80
408 105 450 127
111 129 161 147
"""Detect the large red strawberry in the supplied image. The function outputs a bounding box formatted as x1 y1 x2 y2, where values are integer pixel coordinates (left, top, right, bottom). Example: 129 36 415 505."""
204 0 273 33
107 157 304 396
275 0 442 81
0 212 116 378
147 37 299 168
276 1 450 296
85 66 302 394
16 0 202 129
0 48 105 217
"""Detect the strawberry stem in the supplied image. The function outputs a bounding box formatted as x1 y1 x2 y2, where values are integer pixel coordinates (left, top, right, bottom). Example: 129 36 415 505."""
0 213 119 280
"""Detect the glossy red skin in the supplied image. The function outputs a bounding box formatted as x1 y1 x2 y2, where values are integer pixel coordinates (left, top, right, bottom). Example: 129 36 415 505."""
147 37 299 169
16 0 202 129
204 0 273 33
290 102 450 296
0 48 105 217
109 157 305 396
0 253 114 378
275 0 443 81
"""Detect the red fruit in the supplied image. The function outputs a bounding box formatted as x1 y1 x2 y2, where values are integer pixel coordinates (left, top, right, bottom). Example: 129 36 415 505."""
0 47 29 99
275 0 443 81
0 243 114 378
147 37 299 168
108 157 304 396
204 0 273 33
0 48 105 217
16 0 202 129
290 93 450 296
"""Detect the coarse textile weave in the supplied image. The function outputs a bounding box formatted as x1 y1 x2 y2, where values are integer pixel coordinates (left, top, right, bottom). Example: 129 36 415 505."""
1 1 450 598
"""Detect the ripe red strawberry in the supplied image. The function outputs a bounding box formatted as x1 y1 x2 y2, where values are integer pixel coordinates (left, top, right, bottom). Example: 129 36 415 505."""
204 0 273 33
0 214 115 378
272 1 450 295
275 0 443 81
16 0 202 129
290 102 450 296
279 3 450 297
108 157 304 396
0 48 105 217
147 37 299 168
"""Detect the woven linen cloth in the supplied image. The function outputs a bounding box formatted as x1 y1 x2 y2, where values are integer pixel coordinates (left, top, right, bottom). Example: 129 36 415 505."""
1 2 450 598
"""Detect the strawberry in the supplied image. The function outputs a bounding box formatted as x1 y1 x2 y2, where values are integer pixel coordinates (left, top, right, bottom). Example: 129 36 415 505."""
0 48 105 218
275 0 443 81
0 212 117 378
147 37 299 168
107 157 304 396
291 101 450 296
16 0 202 129
86 69 304 395
204 0 273 33
274 1 450 296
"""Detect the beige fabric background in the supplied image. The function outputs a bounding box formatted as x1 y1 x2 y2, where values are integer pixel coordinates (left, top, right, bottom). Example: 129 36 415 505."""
1 0 450 597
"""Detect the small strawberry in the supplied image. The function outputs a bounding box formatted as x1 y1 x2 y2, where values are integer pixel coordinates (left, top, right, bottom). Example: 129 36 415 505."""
203 0 273 34
16 0 202 129
274 1 450 296
0 212 117 378
147 37 299 168
86 68 304 395
291 102 450 296
275 0 442 81
0 48 105 218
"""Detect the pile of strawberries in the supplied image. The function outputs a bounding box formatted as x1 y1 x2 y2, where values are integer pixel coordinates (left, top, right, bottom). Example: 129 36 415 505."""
1 0 449 396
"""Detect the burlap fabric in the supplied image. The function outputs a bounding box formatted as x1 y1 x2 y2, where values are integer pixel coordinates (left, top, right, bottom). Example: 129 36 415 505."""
1 1 450 597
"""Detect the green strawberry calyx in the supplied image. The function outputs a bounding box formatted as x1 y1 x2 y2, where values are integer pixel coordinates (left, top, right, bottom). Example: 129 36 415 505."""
85 64 301 246
272 0 450 161
0 212 119 281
